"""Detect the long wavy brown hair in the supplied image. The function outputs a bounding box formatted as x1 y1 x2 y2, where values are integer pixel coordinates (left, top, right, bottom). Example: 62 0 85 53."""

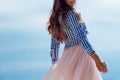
47 0 75 43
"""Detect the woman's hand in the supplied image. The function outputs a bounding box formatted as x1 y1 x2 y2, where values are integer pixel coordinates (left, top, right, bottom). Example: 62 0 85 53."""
95 60 108 73
90 52 108 73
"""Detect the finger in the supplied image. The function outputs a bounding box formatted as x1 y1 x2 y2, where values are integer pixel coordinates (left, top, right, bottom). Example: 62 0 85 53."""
102 62 107 67
98 66 104 72
103 66 108 73
102 63 108 72
98 64 107 73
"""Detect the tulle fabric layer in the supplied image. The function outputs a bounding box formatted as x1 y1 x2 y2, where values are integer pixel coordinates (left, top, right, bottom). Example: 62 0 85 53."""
43 44 102 80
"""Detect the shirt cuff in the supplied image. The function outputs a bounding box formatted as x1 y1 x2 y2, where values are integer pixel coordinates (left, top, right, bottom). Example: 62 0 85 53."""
87 48 95 55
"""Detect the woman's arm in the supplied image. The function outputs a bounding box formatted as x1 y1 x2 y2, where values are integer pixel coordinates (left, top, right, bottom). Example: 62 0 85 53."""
50 36 60 65
67 10 94 55
67 10 108 73
90 51 108 73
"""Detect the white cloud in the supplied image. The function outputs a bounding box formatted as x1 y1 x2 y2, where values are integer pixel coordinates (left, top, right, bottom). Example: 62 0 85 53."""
0 14 48 32
97 0 120 8
76 0 120 24
0 1 30 16
0 0 51 31
0 0 52 16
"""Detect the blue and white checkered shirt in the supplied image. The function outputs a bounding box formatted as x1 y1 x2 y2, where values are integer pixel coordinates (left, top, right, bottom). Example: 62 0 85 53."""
50 10 95 65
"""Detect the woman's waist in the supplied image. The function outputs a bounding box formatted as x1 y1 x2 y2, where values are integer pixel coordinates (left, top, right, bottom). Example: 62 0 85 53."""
64 39 80 48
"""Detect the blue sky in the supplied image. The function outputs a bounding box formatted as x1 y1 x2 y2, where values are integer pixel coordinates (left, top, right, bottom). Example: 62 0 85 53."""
0 0 120 50
0 0 120 80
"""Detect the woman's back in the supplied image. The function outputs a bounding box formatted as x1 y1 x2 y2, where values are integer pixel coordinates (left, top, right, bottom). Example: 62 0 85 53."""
57 10 94 54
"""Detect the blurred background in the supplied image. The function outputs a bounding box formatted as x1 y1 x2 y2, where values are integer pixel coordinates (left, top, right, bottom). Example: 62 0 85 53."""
0 0 120 80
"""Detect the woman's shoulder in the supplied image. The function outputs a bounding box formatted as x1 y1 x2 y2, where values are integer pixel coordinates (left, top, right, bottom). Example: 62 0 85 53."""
67 9 82 25
67 9 81 16
67 9 76 16
67 9 82 21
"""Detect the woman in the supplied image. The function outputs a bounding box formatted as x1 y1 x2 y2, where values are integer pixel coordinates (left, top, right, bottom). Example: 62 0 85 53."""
43 0 108 80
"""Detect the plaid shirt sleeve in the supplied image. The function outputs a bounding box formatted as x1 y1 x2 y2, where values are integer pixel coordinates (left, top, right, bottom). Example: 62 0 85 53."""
50 36 60 65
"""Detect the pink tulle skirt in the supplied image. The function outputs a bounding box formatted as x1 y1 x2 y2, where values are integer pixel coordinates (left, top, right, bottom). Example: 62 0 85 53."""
43 44 102 80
